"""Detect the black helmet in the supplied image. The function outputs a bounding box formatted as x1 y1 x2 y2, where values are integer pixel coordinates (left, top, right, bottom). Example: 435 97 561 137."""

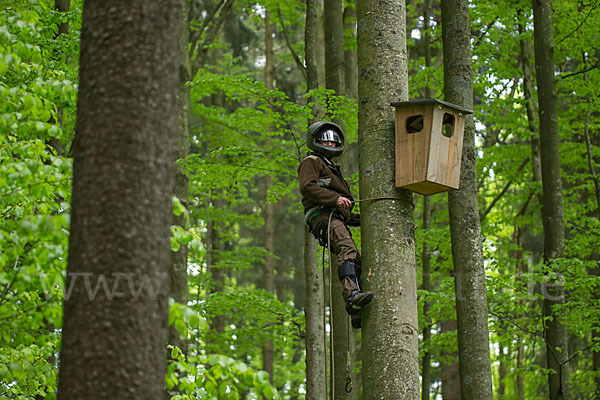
307 121 345 158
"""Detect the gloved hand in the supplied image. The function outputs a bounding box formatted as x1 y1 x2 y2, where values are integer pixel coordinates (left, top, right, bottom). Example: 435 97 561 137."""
347 213 360 227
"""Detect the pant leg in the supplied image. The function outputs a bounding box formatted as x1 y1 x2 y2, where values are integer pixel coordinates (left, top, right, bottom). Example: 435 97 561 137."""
309 213 361 299
329 219 360 299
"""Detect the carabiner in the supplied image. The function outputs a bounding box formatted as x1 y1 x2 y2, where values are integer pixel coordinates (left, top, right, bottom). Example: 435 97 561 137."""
345 376 353 393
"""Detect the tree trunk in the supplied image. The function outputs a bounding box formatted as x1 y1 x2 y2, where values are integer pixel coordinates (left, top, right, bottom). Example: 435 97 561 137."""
169 0 191 356
262 10 275 386
441 1 493 398
421 196 433 400
324 0 353 397
57 1 180 399
304 228 326 400
343 1 358 100
441 319 461 400
324 0 345 98
357 0 420 398
421 2 434 398
304 1 326 398
532 1 570 398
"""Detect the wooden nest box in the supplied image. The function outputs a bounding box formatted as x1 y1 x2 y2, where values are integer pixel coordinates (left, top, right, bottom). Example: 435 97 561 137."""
391 99 473 195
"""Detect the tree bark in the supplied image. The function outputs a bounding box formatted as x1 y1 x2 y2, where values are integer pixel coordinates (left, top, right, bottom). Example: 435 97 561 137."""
343 1 358 100
169 0 191 357
441 320 461 400
324 0 345 98
262 10 275 386
441 1 493 398
304 1 326 398
324 0 354 397
57 1 180 399
421 196 433 400
357 0 420 398
421 2 434 398
532 1 570 398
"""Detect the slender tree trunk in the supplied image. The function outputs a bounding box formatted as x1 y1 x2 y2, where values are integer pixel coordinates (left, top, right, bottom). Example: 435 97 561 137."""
169 0 191 356
421 2 434 398
57 1 180 399
532 1 570 398
441 1 493 398
343 5 361 396
421 196 432 400
441 319 461 400
206 215 226 334
517 17 537 400
517 15 543 187
498 343 507 397
262 10 275 385
323 0 353 397
315 0 326 89
324 0 345 97
304 229 326 400
357 0 420 398
343 1 358 100
304 1 326 398
584 95 600 396
515 224 526 400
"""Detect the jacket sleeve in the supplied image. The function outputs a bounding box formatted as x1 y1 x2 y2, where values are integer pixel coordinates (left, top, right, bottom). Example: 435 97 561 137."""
347 212 360 226
298 158 340 207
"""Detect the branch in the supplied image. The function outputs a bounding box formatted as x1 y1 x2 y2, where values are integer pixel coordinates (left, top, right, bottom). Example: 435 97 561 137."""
559 62 600 80
480 158 529 222
191 0 235 76
556 1 600 46
276 5 307 80
189 0 226 58
0 257 20 306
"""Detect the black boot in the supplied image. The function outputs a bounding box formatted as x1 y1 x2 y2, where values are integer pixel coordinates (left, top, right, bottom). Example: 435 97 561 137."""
339 260 374 315
347 289 373 313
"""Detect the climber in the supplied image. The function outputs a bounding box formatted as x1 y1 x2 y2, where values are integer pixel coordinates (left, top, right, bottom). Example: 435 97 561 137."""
298 121 373 329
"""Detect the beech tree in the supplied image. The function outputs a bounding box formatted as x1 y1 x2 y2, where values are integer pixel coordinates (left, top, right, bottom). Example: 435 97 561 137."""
441 0 494 398
357 0 420 398
57 1 181 398
533 0 571 398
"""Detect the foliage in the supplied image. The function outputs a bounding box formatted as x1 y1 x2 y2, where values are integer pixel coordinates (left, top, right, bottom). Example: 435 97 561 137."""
1 0 599 398
0 1 79 398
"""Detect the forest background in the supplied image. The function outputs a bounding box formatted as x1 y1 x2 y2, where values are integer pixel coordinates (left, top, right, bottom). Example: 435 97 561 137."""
1 0 599 399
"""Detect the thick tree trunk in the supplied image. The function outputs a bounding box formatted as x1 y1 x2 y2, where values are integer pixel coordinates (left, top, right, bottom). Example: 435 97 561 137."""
304 1 326 398
532 1 570 399
357 1 420 398
57 1 180 399
441 1 493 398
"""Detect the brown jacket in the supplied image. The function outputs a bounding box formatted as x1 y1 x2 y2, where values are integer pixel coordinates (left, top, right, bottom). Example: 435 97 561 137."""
298 153 355 221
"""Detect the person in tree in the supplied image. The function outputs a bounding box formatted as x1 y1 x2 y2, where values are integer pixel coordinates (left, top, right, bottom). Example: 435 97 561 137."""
298 121 373 328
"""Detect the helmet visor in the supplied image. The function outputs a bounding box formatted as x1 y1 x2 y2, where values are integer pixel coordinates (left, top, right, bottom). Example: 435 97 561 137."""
317 129 343 144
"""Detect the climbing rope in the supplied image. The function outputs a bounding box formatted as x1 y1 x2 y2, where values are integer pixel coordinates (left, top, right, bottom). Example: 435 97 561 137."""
353 195 403 203
320 197 401 398
326 211 335 399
